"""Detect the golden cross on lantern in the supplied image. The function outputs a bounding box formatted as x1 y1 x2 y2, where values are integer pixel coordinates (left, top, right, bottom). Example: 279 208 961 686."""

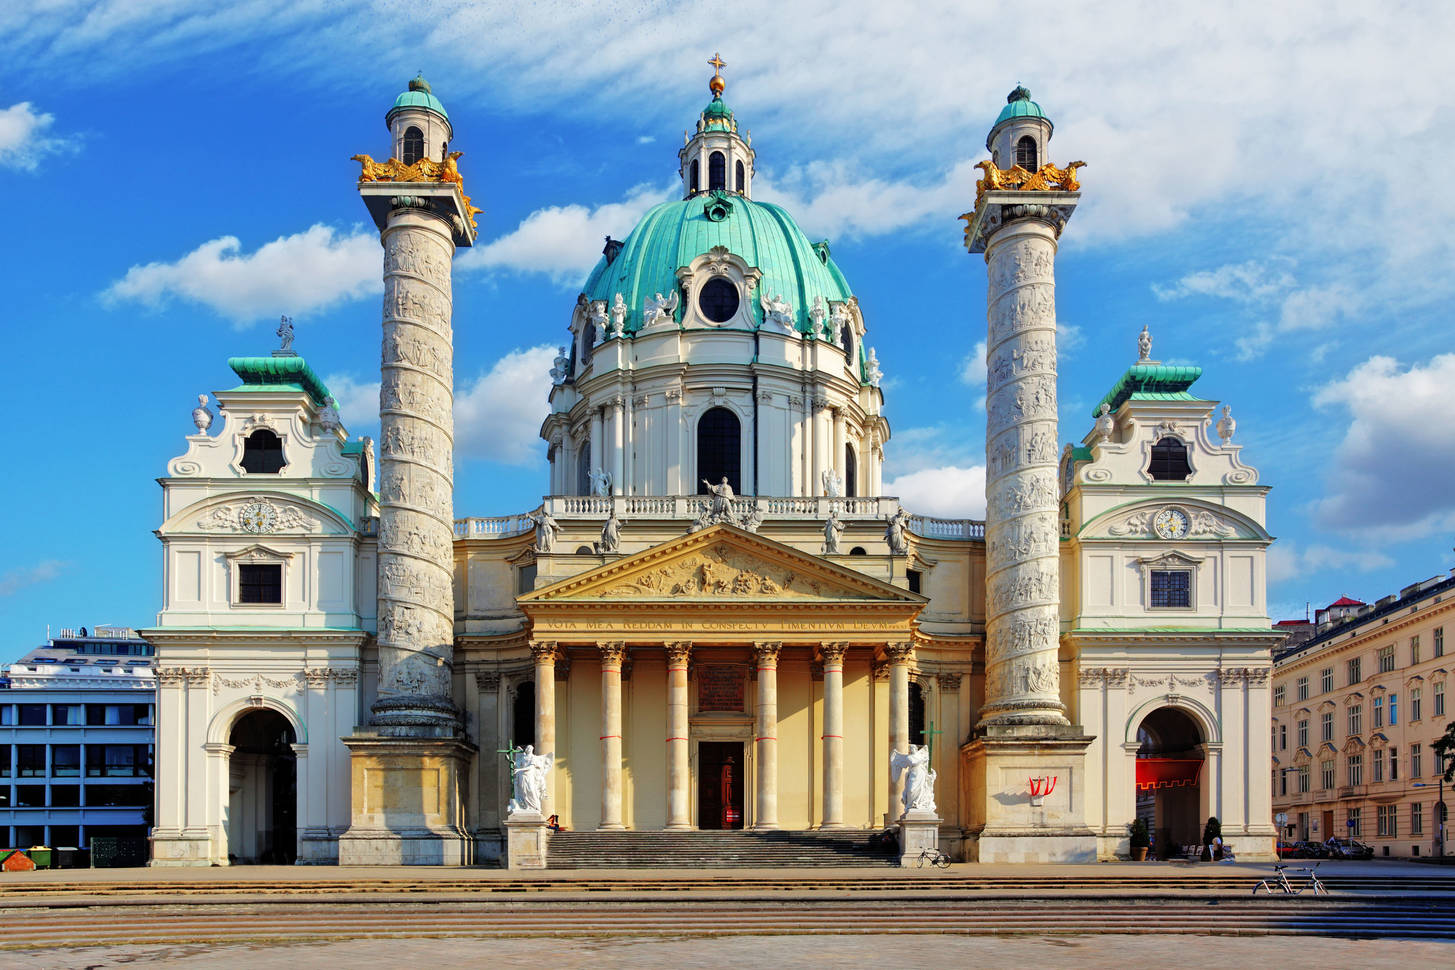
708 53 726 79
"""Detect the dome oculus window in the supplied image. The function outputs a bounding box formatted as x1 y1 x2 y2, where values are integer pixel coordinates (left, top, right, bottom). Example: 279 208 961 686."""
698 277 739 323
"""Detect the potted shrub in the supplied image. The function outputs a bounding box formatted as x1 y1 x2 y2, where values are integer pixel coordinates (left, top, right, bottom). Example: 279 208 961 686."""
1128 818 1151 861
1202 816 1222 861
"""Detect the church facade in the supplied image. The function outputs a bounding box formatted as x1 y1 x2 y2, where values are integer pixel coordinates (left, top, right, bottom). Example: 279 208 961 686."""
145 68 1279 867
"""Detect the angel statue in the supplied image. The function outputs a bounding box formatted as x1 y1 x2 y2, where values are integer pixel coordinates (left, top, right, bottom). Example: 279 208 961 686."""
821 468 843 497
589 467 612 497
508 744 554 816
276 315 295 354
191 393 214 433
609 293 629 337
808 294 827 337
643 289 680 328
759 292 794 332
890 743 937 816
866 347 883 387
589 301 609 345
549 345 569 384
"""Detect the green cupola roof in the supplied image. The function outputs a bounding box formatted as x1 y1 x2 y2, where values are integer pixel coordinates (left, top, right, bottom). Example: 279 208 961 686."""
987 84 1051 148
386 73 449 124
228 355 332 407
1091 363 1202 419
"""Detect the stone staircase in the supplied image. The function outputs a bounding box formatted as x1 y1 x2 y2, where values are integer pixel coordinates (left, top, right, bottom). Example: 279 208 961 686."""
544 829 899 869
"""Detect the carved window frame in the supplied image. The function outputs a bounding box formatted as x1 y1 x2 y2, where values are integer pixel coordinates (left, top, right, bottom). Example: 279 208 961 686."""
1135 551 1201 612
1139 427 1197 484
230 418 291 477
676 248 761 332
223 544 294 610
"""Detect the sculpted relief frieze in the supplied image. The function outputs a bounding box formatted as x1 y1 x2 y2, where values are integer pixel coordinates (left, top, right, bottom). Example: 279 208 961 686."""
589 544 873 601
194 499 329 534
987 474 1059 519
1105 506 1241 539
990 240 1055 290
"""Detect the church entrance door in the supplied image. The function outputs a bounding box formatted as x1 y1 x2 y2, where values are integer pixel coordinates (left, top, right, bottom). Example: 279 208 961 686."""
1134 706 1205 858
698 741 745 829
224 709 297 864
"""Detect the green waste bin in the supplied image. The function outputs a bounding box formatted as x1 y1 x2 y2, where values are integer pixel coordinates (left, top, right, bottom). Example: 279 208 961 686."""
26 847 51 869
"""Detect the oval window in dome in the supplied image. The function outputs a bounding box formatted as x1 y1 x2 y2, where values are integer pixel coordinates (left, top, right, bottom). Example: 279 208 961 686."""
698 277 739 323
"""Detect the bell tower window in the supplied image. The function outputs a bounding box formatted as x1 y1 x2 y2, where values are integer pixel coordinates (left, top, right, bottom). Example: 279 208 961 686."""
241 429 284 474
709 151 726 191
690 159 700 194
576 442 591 496
402 126 425 166
1015 135 1038 170
1147 437 1192 481
735 160 745 193
696 407 741 495
844 444 858 497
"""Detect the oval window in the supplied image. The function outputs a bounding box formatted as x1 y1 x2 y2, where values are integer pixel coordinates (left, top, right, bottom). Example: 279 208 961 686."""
698 277 739 323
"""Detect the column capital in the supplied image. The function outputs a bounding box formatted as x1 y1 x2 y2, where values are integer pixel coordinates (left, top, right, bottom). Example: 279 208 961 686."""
937 672 963 690
598 641 627 668
753 641 782 666
818 641 848 665
665 641 693 665
529 641 559 664
474 670 501 691
883 641 915 665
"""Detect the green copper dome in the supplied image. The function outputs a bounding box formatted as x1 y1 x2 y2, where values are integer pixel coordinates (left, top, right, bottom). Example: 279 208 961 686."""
581 194 854 338
386 74 449 123
988 85 1051 147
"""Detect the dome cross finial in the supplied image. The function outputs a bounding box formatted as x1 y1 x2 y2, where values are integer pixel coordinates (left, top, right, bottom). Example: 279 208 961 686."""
708 52 727 96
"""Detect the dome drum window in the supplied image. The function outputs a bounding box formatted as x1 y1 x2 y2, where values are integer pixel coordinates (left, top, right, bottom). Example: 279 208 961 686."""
697 277 740 323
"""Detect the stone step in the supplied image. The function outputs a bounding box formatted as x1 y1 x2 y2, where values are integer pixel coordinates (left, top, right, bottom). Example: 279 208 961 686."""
544 829 898 869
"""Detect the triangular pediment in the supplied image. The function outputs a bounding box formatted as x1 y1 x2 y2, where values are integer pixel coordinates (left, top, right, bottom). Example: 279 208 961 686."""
519 524 925 606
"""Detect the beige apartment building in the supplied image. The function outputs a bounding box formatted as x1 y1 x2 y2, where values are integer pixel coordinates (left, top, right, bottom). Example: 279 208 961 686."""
1271 571 1455 858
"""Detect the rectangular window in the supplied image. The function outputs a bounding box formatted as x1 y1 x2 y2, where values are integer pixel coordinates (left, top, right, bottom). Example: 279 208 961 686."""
51 745 81 778
1279 770 1288 796
1348 657 1362 685
1348 704 1362 736
1412 743 1423 777
1412 802 1424 835
1274 685 1286 707
1348 753 1362 786
1297 719 1309 748
49 785 80 807
1389 693 1398 725
1280 724 1287 750
1372 751 1384 782
18 703 46 726
1297 765 1310 793
1321 712 1334 742
1348 807 1362 836
1412 688 1423 722
1373 696 1383 728
1321 667 1334 694
51 704 84 726
238 563 283 604
0 746 9 776
1377 804 1397 837
0 705 14 725
1378 644 1395 673
1320 760 1335 790
16 745 45 777
15 784 45 807
1436 681 1446 717
1411 635 1421 665
1149 570 1191 608
1436 627 1445 657
1390 747 1398 781
1296 677 1309 701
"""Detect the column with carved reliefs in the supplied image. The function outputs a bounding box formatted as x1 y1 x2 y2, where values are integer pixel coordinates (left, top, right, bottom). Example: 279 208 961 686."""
598 641 626 829
978 210 1074 727
373 205 459 733
665 641 693 829
753 641 781 830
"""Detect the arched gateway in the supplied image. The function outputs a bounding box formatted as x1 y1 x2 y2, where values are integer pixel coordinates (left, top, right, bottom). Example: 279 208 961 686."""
1134 707 1206 857
225 708 298 864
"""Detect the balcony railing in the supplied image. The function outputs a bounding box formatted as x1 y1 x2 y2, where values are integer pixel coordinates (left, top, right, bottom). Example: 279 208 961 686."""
1337 784 1367 799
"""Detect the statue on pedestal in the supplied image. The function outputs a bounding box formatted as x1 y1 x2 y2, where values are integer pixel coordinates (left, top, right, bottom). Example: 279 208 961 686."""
890 743 937 816
1137 324 1152 363
702 476 736 525
883 508 911 555
530 508 560 553
598 508 626 553
276 315 295 354
507 745 554 816
823 507 845 554
191 393 214 432
590 467 612 497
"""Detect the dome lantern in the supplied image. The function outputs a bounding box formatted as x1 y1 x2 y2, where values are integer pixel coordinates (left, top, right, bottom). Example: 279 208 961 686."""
678 53 755 199
986 83 1053 171
386 73 453 166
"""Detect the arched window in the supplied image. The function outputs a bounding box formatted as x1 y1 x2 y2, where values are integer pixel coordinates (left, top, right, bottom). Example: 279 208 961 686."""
696 407 741 495
709 151 726 191
1015 135 1038 170
513 682 535 748
576 441 591 495
241 429 284 474
579 321 593 366
840 322 854 359
909 681 925 746
690 159 700 194
735 160 745 193
402 126 425 166
844 444 858 497
1148 437 1193 481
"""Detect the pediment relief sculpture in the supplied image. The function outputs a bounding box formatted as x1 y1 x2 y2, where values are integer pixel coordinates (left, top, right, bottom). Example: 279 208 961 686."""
1105 505 1243 539
583 543 879 601
184 496 349 536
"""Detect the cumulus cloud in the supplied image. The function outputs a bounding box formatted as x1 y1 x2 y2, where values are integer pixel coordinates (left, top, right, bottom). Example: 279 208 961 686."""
885 465 986 519
1153 260 1296 303
0 101 77 170
462 183 671 284
755 159 978 241
455 345 557 465
104 224 379 325
959 341 986 386
0 559 70 597
322 372 380 433
1267 542 1394 586
1310 354 1455 535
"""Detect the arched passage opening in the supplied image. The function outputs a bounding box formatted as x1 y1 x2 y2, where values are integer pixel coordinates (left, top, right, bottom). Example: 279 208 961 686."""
226 708 296 864
1135 706 1204 857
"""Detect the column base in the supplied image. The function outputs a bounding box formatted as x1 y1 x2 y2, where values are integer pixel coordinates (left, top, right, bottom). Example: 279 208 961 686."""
336 732 477 866
962 724 1097 864
505 812 549 869
148 830 213 867
897 811 942 866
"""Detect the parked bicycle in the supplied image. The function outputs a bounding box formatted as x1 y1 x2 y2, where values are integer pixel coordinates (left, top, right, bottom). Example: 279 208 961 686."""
1253 862 1327 895
916 847 951 869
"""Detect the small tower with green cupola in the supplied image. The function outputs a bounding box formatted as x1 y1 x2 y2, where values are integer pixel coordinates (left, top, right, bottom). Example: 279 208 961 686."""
987 85 1053 172
388 73 452 165
678 53 755 198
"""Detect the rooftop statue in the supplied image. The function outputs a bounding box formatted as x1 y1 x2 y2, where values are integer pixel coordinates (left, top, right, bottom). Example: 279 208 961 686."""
589 301 609 345
590 467 612 497
1216 404 1237 445
808 295 827 338
530 508 560 553
609 293 628 338
550 346 568 384
191 393 214 433
1137 324 1152 363
276 315 295 354
702 477 737 525
823 507 845 554
759 292 794 332
643 290 680 328
598 508 627 554
1094 402 1114 442
866 347 883 387
884 507 911 556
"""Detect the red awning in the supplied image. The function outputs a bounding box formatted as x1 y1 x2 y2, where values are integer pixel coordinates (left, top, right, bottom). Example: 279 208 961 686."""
1136 758 1203 790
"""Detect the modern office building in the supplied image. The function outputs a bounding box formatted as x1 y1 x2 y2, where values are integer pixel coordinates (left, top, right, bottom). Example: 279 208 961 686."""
1271 574 1455 857
0 627 155 851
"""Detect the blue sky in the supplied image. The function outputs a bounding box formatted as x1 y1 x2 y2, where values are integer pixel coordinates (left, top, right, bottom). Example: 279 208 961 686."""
2 1 1453 660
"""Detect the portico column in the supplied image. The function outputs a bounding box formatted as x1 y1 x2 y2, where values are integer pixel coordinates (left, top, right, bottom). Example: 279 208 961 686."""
530 641 558 818
820 642 848 828
665 641 693 829
753 641 782 830
886 642 914 819
598 641 626 829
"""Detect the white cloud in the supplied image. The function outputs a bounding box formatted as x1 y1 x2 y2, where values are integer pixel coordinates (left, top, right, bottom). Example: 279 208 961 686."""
322 372 380 433
1153 260 1295 303
0 101 77 170
1057 322 1084 357
755 159 978 241
461 183 671 284
959 341 986 386
104 224 379 325
885 465 986 519
0 559 70 597
455 345 557 465
1267 542 1394 586
1310 354 1455 534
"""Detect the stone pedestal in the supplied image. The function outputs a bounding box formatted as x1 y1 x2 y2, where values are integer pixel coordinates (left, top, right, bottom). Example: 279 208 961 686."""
505 812 549 870
961 724 1097 863
337 734 476 866
897 810 943 867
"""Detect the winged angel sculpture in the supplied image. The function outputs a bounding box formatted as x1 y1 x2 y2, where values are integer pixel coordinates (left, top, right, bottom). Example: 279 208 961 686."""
643 290 680 328
759 292 795 332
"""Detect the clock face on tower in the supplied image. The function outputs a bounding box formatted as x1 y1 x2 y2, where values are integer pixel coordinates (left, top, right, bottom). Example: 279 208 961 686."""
239 501 277 534
1153 506 1190 540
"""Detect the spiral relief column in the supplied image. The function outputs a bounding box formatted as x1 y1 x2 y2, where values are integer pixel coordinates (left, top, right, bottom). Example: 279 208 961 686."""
980 217 1067 726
